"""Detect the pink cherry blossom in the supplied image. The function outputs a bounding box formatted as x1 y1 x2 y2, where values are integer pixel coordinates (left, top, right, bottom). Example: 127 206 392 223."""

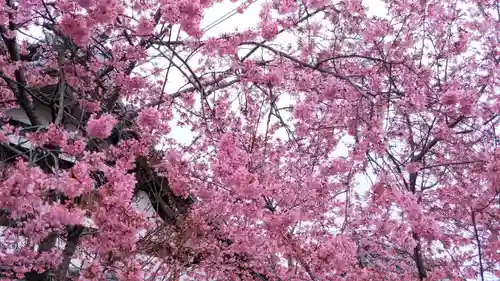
86 114 118 139
0 0 497 280
76 0 93 8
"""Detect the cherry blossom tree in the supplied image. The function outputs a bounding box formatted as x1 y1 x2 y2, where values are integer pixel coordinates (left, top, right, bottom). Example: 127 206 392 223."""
0 0 498 280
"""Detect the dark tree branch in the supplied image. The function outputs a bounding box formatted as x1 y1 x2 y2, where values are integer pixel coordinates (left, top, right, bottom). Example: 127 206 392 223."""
55 225 85 281
471 211 485 281
0 27 41 126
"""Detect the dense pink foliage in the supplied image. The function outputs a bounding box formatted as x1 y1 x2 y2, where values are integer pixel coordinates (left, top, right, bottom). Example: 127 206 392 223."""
0 0 498 280
86 114 118 139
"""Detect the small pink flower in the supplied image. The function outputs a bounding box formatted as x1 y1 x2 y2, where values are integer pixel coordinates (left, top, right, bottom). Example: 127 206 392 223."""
60 15 90 46
45 124 67 147
261 22 279 41
80 100 101 113
137 107 159 127
441 93 457 105
406 163 420 173
86 114 117 139
76 0 93 8
136 18 154 35
0 133 9 143
372 182 385 199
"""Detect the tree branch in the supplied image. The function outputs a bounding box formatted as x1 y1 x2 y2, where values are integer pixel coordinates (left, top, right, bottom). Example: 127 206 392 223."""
471 211 485 281
55 225 85 280
0 25 41 126
54 45 67 126
239 41 373 100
